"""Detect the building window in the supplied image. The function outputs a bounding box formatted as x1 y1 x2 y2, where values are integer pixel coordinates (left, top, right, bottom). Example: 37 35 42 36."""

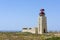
29 28 32 29
23 28 27 29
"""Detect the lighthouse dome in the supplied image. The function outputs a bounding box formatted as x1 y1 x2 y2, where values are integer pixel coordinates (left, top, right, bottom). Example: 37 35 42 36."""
39 9 45 16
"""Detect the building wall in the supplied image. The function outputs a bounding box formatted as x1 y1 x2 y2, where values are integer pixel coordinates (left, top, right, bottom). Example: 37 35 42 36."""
38 16 47 34
22 28 36 34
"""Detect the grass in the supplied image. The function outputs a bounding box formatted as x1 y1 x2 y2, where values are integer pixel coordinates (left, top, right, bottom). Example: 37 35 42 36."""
0 32 60 40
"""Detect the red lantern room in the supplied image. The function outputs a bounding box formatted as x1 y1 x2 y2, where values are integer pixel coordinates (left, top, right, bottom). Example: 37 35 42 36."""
39 9 45 16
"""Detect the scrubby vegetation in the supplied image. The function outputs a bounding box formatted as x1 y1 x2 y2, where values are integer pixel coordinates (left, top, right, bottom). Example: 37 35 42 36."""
0 32 60 40
46 37 60 40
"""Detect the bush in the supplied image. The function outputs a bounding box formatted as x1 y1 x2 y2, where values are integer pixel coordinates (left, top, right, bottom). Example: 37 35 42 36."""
46 37 60 40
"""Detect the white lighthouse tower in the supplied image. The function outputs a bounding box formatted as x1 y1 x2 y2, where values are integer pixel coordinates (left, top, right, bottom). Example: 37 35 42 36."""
38 9 47 34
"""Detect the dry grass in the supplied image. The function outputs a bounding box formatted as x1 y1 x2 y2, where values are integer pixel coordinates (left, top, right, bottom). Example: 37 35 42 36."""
0 32 60 40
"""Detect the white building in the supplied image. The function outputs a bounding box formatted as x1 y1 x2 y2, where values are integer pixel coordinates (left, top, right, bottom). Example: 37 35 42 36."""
22 27 36 34
22 9 47 34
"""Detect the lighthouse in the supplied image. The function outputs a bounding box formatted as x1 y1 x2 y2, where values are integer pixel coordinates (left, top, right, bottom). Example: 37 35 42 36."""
38 9 47 34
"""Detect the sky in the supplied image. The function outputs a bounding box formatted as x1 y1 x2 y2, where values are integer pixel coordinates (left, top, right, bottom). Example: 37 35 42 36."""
0 0 60 32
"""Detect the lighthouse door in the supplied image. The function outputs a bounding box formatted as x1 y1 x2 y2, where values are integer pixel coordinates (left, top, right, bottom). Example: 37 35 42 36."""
44 29 45 33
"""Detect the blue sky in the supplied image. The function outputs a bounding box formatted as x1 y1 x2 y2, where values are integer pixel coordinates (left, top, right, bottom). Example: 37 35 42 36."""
0 0 60 32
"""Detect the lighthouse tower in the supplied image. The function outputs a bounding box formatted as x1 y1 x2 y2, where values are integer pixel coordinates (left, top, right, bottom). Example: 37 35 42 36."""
38 9 47 34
